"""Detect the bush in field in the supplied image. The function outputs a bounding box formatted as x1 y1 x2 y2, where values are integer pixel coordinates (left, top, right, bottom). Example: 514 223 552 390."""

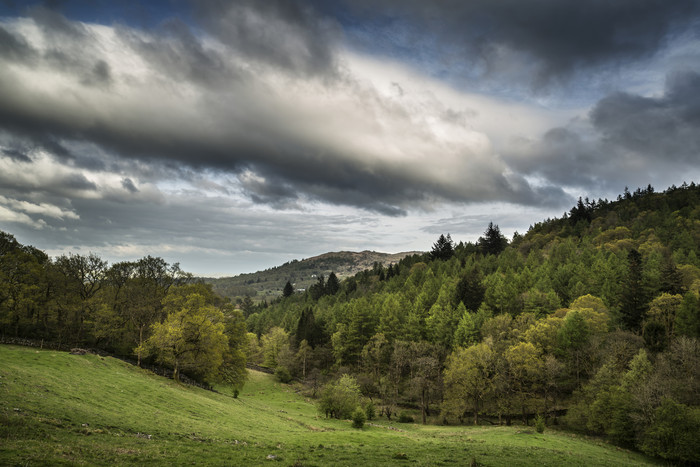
535 414 545 434
275 366 292 383
352 407 366 429
318 374 361 419
365 401 376 421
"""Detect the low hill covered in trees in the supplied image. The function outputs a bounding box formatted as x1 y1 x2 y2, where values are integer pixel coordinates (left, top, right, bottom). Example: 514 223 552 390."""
201 250 422 304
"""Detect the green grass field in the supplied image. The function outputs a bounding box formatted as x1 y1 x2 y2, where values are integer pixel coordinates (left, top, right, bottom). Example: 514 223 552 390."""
0 345 657 466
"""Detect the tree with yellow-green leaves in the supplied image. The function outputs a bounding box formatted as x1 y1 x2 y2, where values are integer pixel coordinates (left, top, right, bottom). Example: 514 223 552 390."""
443 339 495 425
139 293 228 382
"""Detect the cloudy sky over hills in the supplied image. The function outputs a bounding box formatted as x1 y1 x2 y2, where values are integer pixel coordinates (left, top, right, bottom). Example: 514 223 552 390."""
0 0 699 275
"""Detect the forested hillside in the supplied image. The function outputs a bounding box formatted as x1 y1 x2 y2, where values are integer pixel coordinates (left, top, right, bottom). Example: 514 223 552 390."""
243 183 700 463
1 183 699 463
201 250 421 304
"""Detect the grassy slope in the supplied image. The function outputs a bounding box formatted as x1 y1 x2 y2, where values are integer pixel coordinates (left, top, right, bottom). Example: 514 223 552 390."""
0 345 656 466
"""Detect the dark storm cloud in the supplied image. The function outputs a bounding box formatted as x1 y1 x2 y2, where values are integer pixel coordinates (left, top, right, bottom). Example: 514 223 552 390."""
591 70 700 161
0 6 572 215
505 69 700 191
121 178 138 193
1 147 30 162
340 0 700 84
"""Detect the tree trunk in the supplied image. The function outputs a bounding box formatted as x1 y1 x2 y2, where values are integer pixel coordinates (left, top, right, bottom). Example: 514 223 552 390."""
173 361 179 382
473 396 479 425
421 388 427 425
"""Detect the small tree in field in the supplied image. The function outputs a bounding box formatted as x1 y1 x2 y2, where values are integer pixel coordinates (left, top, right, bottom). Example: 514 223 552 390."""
319 374 361 419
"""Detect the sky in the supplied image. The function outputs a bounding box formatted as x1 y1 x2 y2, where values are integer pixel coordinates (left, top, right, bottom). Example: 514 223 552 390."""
0 0 699 276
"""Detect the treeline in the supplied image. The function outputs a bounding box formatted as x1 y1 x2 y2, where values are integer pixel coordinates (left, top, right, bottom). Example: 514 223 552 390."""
243 183 700 463
0 234 247 387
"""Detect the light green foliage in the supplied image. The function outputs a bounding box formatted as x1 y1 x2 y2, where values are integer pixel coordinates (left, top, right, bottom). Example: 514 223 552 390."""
319 374 362 420
377 293 408 342
443 340 495 425
454 307 479 348
646 293 683 339
568 294 610 334
261 326 290 368
505 342 543 422
141 293 228 382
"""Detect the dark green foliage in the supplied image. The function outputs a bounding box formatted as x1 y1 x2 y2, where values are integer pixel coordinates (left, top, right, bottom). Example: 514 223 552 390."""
398 412 414 423
431 234 455 261
296 307 323 348
455 269 486 312
535 414 545 434
642 321 667 351
620 250 646 331
275 366 293 383
569 197 592 226
478 222 508 256
283 281 294 298
351 407 366 429
2 182 700 461
365 401 376 421
641 398 700 463
676 292 700 338
326 272 340 295
659 259 684 295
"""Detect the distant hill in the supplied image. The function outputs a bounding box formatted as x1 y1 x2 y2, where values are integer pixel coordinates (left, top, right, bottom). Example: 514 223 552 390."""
200 250 423 302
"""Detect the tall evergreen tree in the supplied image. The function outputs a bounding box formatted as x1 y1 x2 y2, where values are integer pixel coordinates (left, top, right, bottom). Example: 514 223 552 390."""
282 280 294 298
326 272 340 295
620 249 646 332
478 223 508 256
296 307 322 348
431 234 455 261
456 269 486 312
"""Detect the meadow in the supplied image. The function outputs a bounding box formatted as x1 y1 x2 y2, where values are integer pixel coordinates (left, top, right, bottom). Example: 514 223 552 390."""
0 345 657 466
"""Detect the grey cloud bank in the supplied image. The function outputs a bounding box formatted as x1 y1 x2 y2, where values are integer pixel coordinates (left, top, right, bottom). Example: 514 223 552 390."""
0 1 699 275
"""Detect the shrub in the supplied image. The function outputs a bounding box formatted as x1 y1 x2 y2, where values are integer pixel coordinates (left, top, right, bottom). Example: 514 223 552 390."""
275 366 292 384
398 412 414 423
365 401 376 421
352 407 366 429
535 414 545 434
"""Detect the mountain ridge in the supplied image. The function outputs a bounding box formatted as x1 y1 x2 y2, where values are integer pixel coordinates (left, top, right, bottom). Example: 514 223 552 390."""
200 249 424 302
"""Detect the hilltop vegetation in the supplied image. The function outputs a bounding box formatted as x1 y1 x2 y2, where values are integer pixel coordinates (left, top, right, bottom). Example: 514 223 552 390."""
0 345 657 466
201 250 421 304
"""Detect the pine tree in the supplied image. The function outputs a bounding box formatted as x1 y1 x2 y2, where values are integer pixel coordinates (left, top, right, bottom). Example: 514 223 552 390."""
283 280 294 298
431 234 455 261
478 223 508 255
620 249 646 332
326 272 340 295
